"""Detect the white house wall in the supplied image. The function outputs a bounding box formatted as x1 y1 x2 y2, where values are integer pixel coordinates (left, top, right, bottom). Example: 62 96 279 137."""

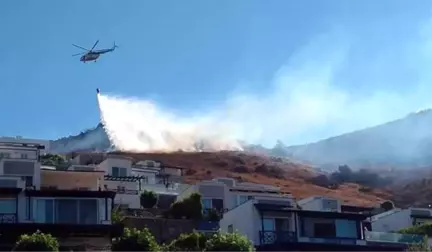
0 158 41 190
99 158 132 175
372 209 412 232
176 184 197 201
114 193 140 209
220 200 259 245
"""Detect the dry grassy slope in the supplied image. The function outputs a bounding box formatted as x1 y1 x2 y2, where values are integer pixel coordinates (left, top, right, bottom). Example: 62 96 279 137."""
116 151 389 207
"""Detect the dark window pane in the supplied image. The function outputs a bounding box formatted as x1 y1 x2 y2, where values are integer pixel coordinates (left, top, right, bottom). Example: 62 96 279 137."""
56 199 77 224
212 199 223 210
79 199 98 224
45 199 54 223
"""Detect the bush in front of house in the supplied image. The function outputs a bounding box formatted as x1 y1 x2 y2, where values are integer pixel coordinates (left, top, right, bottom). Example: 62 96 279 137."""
166 193 203 220
112 227 160 251
13 230 59 251
406 237 432 252
111 208 125 224
205 232 255 251
140 190 158 208
166 231 208 251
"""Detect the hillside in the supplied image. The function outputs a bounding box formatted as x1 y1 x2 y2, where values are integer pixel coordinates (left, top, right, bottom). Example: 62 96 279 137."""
108 151 389 206
46 109 432 207
279 109 432 168
50 109 432 169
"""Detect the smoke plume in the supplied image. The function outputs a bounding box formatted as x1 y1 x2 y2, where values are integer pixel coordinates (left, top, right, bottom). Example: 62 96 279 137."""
97 18 432 153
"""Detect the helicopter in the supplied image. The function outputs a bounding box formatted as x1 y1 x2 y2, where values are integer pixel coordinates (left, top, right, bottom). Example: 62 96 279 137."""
72 40 118 63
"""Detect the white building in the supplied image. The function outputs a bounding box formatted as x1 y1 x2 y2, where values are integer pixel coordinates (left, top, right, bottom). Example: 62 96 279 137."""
0 136 51 154
71 154 186 209
0 141 118 249
368 207 430 244
177 177 292 212
219 195 420 250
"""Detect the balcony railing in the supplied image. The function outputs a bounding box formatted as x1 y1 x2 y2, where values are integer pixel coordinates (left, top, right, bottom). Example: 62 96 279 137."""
259 231 297 244
0 213 16 223
365 231 424 244
298 236 359 245
111 189 139 195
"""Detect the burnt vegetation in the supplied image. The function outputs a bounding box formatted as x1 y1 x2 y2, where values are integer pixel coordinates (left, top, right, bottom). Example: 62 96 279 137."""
310 165 393 189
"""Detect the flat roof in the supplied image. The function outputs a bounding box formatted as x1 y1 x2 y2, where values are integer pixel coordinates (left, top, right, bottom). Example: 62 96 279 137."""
25 189 116 198
255 203 369 220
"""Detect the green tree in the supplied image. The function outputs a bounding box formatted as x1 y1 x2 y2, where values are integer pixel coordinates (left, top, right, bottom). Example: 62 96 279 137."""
40 154 66 166
112 228 160 251
13 230 59 251
399 222 432 237
112 208 125 224
167 193 203 220
205 232 255 251
140 190 158 208
205 208 222 222
380 200 395 211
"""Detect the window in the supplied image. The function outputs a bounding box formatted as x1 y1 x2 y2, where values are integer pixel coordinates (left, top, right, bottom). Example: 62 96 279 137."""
263 218 275 231
24 176 33 187
212 199 224 211
56 199 78 224
35 199 98 224
202 199 212 209
21 153 28 159
238 195 249 205
228 224 234 233
79 199 98 224
275 218 290 231
0 179 17 188
314 222 336 237
238 195 248 205
0 199 16 214
112 167 127 177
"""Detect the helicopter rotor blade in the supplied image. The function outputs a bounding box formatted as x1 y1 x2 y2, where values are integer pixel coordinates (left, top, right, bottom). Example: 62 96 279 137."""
91 40 99 51
72 44 90 51
72 52 85 57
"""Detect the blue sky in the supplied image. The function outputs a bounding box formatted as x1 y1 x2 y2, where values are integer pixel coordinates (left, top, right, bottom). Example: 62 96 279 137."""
2 0 432 146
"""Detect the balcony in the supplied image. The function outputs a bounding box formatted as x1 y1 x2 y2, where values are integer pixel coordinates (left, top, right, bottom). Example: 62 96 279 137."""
259 231 297 244
112 188 139 195
0 213 16 223
365 231 424 244
297 236 362 245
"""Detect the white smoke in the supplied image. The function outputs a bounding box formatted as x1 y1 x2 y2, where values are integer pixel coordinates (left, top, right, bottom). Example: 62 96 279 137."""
97 19 432 153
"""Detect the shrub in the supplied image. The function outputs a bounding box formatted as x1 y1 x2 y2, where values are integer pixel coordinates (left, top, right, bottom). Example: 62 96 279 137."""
407 236 430 251
231 156 246 165
213 160 229 167
254 164 284 178
167 232 208 251
233 166 249 173
140 190 158 208
359 186 372 193
380 200 395 211
40 154 67 167
112 228 160 251
167 193 203 220
205 208 222 222
399 222 432 237
112 208 125 224
205 232 255 251
185 169 197 175
13 230 59 251
309 174 332 187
